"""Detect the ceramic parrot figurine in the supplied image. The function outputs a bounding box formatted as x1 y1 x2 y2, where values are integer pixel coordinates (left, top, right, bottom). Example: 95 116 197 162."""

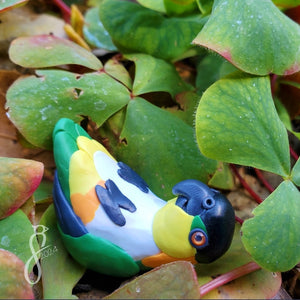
52 118 235 277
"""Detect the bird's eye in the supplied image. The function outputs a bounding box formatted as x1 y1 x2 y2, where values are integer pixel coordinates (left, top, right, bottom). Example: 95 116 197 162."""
203 198 215 209
189 229 208 249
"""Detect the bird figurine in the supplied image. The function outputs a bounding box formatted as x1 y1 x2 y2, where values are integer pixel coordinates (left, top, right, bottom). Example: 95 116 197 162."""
52 118 235 277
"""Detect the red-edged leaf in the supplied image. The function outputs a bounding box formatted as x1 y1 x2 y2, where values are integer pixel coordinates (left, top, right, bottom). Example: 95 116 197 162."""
0 157 43 219
9 35 102 70
0 0 28 13
0 249 34 299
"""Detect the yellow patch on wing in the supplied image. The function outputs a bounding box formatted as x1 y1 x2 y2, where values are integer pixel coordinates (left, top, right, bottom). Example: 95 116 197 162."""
69 136 114 225
77 136 115 160
141 252 197 269
69 150 101 195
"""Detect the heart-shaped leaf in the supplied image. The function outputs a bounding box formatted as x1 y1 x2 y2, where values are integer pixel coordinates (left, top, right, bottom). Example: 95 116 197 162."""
83 7 117 51
193 0 300 75
125 53 192 97
196 224 281 299
241 180 300 271
0 0 28 12
195 73 290 177
0 209 39 272
39 204 85 299
100 0 206 61
0 157 43 219
0 249 34 299
115 97 217 199
106 261 201 299
9 35 102 70
6 69 131 149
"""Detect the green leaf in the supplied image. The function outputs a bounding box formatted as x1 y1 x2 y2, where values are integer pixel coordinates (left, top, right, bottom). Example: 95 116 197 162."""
165 91 199 126
291 158 300 186
242 180 300 271
196 224 252 277
196 224 281 299
125 53 191 97
34 180 53 203
208 162 234 190
0 210 39 272
195 73 290 177
83 7 117 51
104 58 133 90
193 0 300 75
100 0 206 61
136 0 166 13
0 158 43 219
106 261 201 299
275 97 300 141
196 53 238 94
6 69 131 149
196 0 213 14
0 249 34 299
164 0 198 16
116 97 217 199
39 205 85 299
0 0 28 12
272 0 300 8
9 35 102 70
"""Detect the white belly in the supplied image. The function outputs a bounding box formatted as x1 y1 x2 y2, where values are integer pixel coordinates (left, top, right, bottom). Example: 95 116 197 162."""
86 151 166 260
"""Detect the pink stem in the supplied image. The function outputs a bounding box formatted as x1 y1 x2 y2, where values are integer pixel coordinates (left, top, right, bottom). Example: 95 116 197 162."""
290 146 299 161
199 262 261 297
254 169 274 193
235 216 244 225
52 0 71 23
230 165 263 204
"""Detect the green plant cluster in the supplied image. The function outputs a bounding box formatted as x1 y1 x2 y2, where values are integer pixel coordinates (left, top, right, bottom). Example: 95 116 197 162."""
4 0 300 284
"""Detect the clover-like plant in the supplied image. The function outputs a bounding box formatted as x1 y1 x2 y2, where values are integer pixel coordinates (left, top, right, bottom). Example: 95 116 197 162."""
3 0 300 298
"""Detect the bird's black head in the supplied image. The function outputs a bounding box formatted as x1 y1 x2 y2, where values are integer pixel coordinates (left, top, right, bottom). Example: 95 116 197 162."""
173 179 235 263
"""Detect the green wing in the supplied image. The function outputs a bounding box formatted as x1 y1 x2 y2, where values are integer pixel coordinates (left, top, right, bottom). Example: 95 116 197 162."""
53 118 91 202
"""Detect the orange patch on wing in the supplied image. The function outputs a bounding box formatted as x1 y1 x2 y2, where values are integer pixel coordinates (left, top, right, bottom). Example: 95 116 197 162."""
141 252 197 269
71 180 105 224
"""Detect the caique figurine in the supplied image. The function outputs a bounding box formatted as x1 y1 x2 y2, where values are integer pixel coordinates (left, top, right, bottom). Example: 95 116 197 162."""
53 118 235 277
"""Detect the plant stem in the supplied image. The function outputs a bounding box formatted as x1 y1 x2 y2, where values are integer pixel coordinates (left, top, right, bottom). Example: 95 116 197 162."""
290 146 299 161
230 164 263 204
254 169 274 193
52 0 71 23
235 216 244 225
199 262 261 297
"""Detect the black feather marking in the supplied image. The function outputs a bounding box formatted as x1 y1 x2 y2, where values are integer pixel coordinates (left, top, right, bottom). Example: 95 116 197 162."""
95 179 137 226
117 162 149 193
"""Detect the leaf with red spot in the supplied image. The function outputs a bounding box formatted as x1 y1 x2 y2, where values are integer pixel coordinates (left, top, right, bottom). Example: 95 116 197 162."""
9 35 102 70
0 249 34 299
0 157 43 219
193 0 300 75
